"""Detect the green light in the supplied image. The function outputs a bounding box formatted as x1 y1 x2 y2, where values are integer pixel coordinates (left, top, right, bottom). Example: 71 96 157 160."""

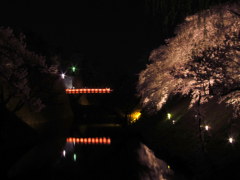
73 153 77 161
167 113 172 120
71 66 76 72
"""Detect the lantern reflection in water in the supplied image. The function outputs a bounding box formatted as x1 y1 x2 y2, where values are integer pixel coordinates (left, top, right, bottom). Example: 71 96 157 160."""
66 137 111 145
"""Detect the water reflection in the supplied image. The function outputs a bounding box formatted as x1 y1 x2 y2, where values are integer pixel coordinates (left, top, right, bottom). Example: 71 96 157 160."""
57 138 173 180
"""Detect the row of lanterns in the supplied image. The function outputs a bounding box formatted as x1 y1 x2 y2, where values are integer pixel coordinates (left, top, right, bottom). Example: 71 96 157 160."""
65 88 112 94
66 137 111 145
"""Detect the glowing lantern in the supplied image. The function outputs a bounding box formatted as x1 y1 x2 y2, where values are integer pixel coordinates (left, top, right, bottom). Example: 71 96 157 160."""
61 73 65 79
103 137 107 144
229 137 234 144
99 89 102 93
92 138 95 144
63 150 66 157
84 138 87 144
80 138 83 143
167 113 172 120
76 138 80 143
95 138 99 144
99 138 103 144
205 125 209 131
88 138 91 144
71 66 76 72
106 88 110 93
107 138 111 144
69 138 73 143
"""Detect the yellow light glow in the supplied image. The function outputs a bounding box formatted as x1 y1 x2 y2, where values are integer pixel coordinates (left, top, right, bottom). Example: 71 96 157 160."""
167 113 172 120
129 111 141 124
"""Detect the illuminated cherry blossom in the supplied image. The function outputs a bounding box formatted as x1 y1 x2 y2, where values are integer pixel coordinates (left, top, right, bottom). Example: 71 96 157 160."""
138 3 240 118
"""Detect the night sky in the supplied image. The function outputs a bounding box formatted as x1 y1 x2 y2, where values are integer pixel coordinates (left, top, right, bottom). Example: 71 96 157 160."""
0 0 236 108
1 1 165 109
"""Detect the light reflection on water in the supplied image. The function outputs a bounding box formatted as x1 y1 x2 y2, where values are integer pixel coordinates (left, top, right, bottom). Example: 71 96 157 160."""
61 141 173 180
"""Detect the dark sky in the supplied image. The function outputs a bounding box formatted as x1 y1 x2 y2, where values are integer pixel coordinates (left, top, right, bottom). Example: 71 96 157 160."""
0 1 158 110
1 0 234 108
0 2 163 105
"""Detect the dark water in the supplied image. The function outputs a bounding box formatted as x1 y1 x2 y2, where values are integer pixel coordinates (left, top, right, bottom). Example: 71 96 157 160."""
5 131 173 180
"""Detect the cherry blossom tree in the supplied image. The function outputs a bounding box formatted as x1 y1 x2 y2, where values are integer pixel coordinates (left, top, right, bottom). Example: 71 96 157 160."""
138 2 240 120
0 27 59 113
138 2 240 153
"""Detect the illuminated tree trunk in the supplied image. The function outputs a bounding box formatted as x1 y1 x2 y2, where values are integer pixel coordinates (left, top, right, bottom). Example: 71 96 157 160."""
195 93 207 153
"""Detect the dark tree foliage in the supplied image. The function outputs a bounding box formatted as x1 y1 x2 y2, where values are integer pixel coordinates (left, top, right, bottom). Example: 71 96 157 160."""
0 27 58 113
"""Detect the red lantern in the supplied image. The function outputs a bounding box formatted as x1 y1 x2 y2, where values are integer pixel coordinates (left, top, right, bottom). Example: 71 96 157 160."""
80 138 84 143
69 137 73 143
99 138 103 144
99 89 102 93
76 138 80 143
92 138 95 144
103 137 107 144
88 138 91 144
76 89 79 94
83 89 86 93
87 89 90 93
84 138 87 144
107 138 111 144
95 138 99 144
103 89 106 93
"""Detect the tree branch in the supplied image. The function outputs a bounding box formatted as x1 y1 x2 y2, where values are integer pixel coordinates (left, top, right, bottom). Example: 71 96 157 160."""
228 9 240 17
